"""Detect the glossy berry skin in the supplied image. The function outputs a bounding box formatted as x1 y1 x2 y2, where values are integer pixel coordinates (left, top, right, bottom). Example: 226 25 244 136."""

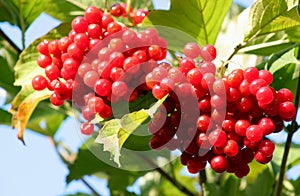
258 139 275 157
132 9 149 25
210 155 228 173
279 101 296 121
246 125 263 142
112 81 128 97
85 6 103 24
258 118 275 135
256 86 274 105
72 17 88 33
184 42 201 59
32 75 48 90
80 122 94 135
110 3 124 17
208 129 227 147
200 44 217 61
223 140 239 157
94 79 112 97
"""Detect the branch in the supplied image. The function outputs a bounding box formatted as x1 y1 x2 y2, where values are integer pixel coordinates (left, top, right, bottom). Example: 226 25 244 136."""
81 177 102 196
274 48 300 196
141 155 197 196
199 169 207 196
0 28 22 54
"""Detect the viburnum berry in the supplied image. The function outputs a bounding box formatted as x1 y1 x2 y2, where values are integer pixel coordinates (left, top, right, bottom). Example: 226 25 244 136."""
72 16 88 33
210 155 228 173
200 44 217 61
184 42 201 59
85 6 102 24
80 122 94 135
32 75 48 90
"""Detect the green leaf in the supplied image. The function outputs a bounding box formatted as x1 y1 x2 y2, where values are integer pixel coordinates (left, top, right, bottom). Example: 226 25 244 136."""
14 23 71 86
66 137 146 196
142 0 232 45
272 143 300 169
246 167 274 196
240 32 294 56
95 97 166 167
286 26 300 42
245 0 300 42
0 108 12 125
291 177 300 195
140 160 197 196
0 36 21 101
0 0 47 29
9 86 52 143
256 47 300 101
10 23 71 143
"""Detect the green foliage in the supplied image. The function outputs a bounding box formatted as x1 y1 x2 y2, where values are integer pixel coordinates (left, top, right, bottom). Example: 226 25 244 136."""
67 137 146 196
142 0 232 46
245 0 300 41
1 0 300 195
95 97 166 166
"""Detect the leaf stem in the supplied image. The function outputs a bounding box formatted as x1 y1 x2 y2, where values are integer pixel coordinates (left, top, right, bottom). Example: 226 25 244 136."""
0 28 22 54
199 169 207 196
141 155 197 196
274 48 300 196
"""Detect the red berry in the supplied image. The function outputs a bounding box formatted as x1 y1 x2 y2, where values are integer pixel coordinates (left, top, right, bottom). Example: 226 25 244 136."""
85 6 103 24
110 3 124 17
72 17 88 33
200 44 217 61
223 140 239 157
210 155 228 173
256 86 274 105
94 79 112 97
80 122 94 135
32 75 48 90
246 125 263 142
279 101 296 121
184 42 201 59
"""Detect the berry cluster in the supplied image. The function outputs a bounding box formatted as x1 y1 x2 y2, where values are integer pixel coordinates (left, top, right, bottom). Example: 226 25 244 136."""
147 43 296 178
110 2 149 25
32 5 166 135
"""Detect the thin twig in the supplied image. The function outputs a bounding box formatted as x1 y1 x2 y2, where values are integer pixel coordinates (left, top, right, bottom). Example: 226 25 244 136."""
274 47 300 196
81 177 102 196
140 155 197 196
199 169 207 196
0 28 22 54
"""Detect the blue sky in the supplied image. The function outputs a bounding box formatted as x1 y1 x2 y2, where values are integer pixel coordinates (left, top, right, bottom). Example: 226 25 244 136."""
0 0 299 195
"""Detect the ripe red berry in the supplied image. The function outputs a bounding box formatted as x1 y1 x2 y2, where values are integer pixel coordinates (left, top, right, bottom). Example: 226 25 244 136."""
110 3 124 17
279 101 296 121
72 16 88 33
85 6 103 24
94 79 112 97
223 140 239 157
256 86 274 105
184 42 201 59
32 75 48 90
80 122 94 135
200 44 217 61
246 125 263 142
210 155 228 173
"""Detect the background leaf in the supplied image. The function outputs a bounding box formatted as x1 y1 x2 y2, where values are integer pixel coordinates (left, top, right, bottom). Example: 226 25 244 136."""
67 137 146 196
142 0 232 46
245 0 300 41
